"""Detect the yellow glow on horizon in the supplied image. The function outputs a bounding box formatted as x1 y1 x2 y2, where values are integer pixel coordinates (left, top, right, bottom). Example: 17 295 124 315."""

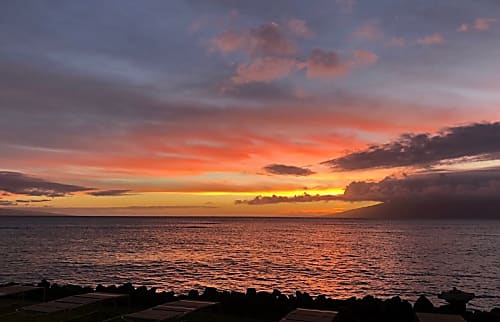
190 187 345 196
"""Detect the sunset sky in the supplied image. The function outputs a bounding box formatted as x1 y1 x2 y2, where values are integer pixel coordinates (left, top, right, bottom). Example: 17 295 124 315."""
1 0 500 216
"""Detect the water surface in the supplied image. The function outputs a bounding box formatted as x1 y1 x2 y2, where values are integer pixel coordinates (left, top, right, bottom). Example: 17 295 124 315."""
1 216 499 310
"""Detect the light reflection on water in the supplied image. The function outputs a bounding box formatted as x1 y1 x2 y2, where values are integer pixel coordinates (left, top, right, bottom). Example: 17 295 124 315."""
1 217 499 310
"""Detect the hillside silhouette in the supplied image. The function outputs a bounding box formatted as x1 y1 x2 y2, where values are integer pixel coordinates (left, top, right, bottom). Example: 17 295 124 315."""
334 199 500 219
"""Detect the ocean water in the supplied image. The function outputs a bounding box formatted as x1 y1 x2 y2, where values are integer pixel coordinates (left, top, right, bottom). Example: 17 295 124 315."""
0 216 499 310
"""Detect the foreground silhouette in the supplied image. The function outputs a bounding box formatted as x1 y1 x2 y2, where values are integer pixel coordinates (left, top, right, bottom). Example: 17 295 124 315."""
1 281 500 322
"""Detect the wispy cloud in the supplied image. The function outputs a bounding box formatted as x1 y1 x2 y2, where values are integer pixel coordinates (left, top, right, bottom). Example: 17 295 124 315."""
415 33 444 45
87 189 131 196
353 21 384 41
458 18 497 32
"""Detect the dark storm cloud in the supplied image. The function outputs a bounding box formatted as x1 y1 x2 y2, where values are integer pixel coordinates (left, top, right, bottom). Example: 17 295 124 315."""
344 169 500 201
87 189 131 196
323 122 500 171
343 168 500 202
235 193 341 205
0 171 91 197
263 164 315 176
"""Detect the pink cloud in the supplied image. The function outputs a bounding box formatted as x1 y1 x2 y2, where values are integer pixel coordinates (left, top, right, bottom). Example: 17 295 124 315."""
458 18 497 32
211 22 297 56
353 21 384 41
231 57 302 84
457 24 469 32
306 49 377 78
211 30 245 52
286 18 314 38
352 50 378 65
307 49 348 78
416 33 444 45
475 18 497 30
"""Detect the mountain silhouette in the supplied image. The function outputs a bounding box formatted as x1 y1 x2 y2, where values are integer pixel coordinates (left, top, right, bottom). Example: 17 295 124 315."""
0 207 62 216
333 199 500 219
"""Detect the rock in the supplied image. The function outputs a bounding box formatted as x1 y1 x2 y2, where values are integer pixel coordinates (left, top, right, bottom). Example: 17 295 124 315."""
38 279 50 288
414 295 434 312
188 289 199 299
202 287 218 300
438 288 475 314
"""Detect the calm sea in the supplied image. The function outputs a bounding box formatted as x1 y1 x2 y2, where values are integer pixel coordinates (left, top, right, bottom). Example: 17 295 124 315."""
1 216 499 310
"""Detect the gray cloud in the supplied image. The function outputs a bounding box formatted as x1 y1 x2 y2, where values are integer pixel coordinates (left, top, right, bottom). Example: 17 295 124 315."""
0 171 92 197
343 168 500 202
263 164 315 176
323 122 500 171
87 189 131 197
235 193 341 205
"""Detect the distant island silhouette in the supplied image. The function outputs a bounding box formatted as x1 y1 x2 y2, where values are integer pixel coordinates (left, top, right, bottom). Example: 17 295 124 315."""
333 199 500 219
0 208 62 216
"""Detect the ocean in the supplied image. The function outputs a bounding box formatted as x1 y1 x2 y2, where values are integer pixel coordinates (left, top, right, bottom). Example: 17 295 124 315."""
1 216 499 310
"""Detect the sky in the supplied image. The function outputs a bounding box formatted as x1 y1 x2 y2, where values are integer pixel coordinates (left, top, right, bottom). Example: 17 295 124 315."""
1 0 500 216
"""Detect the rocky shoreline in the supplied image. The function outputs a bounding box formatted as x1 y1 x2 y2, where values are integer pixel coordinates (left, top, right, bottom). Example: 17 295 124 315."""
2 280 500 322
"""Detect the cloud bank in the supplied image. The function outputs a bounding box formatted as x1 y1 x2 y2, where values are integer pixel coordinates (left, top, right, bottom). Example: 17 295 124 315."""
237 168 500 205
323 122 500 171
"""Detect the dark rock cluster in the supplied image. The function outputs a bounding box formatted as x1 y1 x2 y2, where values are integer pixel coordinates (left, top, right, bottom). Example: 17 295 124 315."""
2 281 499 322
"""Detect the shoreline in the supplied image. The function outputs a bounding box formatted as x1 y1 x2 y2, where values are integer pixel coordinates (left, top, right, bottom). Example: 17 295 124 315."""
2 280 499 322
